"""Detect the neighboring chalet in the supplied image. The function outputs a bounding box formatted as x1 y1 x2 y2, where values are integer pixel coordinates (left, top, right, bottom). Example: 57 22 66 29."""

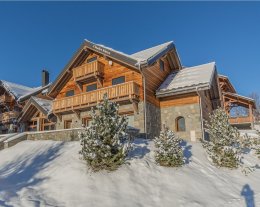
218 75 256 129
0 70 51 134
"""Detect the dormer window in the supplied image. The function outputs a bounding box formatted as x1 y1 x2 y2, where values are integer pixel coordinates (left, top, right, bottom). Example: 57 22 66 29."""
159 60 165 71
86 83 97 92
112 76 125 85
65 90 74 97
87 56 97 63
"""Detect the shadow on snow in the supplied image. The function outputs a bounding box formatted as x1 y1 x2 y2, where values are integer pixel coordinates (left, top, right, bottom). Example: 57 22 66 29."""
0 142 65 207
241 184 255 207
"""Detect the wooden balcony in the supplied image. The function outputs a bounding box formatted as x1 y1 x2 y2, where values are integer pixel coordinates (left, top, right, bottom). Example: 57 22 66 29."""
229 116 252 124
53 81 140 113
0 94 12 103
0 111 19 123
73 61 105 83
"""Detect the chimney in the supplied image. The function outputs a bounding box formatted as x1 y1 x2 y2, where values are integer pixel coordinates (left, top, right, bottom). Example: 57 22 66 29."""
42 70 49 87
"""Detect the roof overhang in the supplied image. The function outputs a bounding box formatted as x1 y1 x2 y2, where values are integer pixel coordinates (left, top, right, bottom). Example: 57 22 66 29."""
156 83 211 98
18 97 50 122
48 39 182 98
18 83 51 103
223 92 256 109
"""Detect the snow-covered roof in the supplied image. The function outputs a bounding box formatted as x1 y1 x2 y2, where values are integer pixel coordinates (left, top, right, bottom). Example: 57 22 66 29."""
31 97 52 114
0 80 51 103
18 96 53 122
223 92 255 102
84 39 177 67
0 80 40 100
49 39 181 97
156 62 216 97
130 41 173 63
19 83 51 102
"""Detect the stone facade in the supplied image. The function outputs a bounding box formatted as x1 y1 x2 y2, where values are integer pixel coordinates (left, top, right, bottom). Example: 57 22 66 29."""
160 103 203 141
146 102 161 139
55 102 146 136
54 101 203 141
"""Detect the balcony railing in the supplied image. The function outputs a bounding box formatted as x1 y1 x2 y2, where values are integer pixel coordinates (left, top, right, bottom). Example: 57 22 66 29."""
229 116 252 124
73 61 104 82
53 81 140 113
0 111 19 123
0 94 12 103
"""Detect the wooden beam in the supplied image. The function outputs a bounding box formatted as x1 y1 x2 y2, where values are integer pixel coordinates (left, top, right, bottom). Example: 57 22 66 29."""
53 113 62 122
166 54 174 70
130 99 139 114
72 109 81 119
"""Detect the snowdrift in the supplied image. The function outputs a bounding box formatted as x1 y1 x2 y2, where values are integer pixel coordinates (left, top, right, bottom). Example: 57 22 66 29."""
0 139 259 207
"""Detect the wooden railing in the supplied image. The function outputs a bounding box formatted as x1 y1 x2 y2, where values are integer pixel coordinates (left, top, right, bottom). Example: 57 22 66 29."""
0 94 12 103
73 61 104 81
0 111 19 123
53 81 140 112
229 116 252 124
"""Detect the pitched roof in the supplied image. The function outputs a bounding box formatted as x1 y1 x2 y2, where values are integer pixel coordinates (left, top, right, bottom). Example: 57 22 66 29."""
32 96 52 114
156 62 216 97
84 39 179 67
223 92 256 108
0 80 51 103
48 39 182 97
18 96 53 122
130 41 174 64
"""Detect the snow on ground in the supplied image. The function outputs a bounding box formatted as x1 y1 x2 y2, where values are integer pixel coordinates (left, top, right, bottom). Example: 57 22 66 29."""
0 139 259 207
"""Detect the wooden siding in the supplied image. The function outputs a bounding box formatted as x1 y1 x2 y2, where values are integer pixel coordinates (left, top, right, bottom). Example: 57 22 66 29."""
0 111 19 123
200 90 214 121
143 55 178 107
56 53 143 100
160 93 199 108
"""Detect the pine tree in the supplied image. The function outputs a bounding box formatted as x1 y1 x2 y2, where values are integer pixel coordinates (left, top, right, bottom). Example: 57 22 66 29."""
204 108 241 169
154 126 184 167
79 93 131 172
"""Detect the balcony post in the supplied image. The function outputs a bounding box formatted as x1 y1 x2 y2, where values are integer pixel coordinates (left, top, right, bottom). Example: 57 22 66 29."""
249 104 254 129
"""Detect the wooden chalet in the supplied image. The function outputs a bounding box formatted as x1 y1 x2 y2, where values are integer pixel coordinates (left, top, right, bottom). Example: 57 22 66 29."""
46 40 223 140
18 97 55 131
0 70 51 134
3 39 255 140
218 75 256 129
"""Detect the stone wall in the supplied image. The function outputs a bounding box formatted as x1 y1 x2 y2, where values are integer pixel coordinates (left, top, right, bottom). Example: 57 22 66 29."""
146 102 161 139
55 102 146 136
27 128 83 141
160 103 203 141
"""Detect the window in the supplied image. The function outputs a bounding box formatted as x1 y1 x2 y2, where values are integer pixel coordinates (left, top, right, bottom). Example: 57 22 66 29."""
82 117 92 127
112 76 125 85
64 120 72 129
159 60 164 71
87 56 97 63
176 116 186 132
65 90 74 97
86 83 97 92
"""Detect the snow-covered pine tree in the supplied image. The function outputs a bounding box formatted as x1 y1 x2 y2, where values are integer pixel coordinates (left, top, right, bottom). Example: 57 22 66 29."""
204 108 241 169
254 130 260 159
79 93 131 172
154 126 184 167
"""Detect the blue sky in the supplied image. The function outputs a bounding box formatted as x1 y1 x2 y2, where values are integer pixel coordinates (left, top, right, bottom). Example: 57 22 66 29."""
0 2 259 96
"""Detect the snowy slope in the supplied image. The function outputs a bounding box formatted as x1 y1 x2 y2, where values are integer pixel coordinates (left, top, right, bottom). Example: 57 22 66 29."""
0 139 259 207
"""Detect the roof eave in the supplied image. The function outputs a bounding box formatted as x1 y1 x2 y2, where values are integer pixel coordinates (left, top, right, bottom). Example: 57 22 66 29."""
156 84 211 98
